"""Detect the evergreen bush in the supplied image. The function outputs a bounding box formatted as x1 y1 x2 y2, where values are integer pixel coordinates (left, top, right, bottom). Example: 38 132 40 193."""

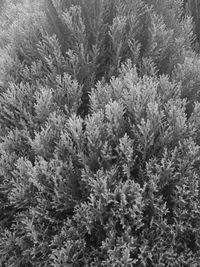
0 0 200 266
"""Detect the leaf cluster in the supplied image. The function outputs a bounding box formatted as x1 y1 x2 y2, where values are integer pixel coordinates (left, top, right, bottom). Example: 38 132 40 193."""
0 0 200 266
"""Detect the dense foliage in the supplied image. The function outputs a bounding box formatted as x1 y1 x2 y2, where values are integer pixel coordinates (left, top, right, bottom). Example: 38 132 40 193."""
0 0 200 266
184 0 200 48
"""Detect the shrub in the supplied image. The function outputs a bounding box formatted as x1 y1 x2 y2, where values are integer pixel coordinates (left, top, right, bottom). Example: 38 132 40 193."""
0 0 200 266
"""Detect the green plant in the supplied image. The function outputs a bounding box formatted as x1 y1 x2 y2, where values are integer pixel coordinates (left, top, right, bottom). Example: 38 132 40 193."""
0 0 200 266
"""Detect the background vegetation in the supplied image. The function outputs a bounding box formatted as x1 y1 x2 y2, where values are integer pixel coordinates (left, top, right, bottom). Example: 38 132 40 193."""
0 0 200 266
